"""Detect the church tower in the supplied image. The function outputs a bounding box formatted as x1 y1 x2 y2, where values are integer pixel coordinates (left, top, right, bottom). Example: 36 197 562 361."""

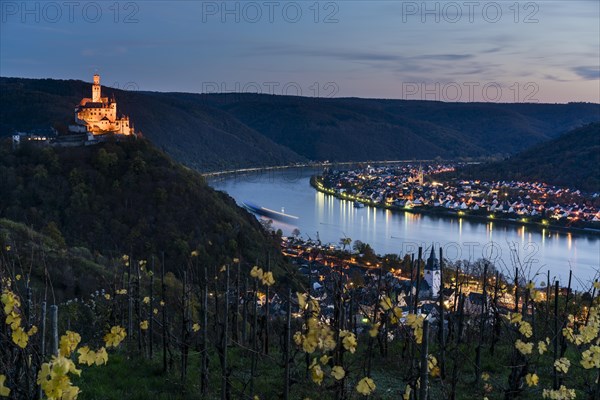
92 74 101 102
417 164 424 186
424 245 441 298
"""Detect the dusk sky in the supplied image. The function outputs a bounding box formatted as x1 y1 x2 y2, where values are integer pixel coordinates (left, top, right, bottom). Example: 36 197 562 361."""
1 0 599 103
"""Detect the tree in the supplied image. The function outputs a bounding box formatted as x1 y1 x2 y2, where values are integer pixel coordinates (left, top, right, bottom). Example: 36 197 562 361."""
352 240 366 254
259 219 274 232
339 237 352 251
42 221 66 248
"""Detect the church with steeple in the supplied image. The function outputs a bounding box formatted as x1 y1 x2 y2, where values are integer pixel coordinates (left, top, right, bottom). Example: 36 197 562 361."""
70 74 135 136
424 245 441 298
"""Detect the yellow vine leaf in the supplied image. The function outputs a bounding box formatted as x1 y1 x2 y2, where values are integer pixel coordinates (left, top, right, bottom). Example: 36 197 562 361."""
37 355 81 400
297 292 307 310
59 331 81 357
525 373 538 387
0 374 9 397
12 327 28 348
581 345 600 369
340 330 357 353
379 295 393 311
369 323 380 338
261 271 275 286
331 365 345 380
403 385 411 400
77 346 96 366
103 326 127 348
310 363 324 385
250 266 263 279
515 339 533 355
94 347 108 366
554 358 570 374
356 377 376 395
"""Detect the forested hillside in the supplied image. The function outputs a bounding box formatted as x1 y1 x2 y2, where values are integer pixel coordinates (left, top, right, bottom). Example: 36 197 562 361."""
453 123 600 192
0 138 284 288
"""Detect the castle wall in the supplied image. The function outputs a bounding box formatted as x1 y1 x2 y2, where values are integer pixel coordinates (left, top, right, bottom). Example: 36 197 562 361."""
73 74 134 136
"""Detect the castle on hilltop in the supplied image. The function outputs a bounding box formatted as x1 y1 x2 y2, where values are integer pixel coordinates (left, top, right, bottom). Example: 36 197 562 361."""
69 74 135 136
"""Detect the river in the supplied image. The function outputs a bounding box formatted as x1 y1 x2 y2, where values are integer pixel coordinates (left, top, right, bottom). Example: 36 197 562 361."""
210 168 600 289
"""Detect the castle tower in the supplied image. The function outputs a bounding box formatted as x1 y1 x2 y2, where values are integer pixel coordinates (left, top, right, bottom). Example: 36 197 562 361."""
424 245 441 298
92 74 101 102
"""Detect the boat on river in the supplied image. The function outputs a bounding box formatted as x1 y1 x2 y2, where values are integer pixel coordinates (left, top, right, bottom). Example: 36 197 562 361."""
242 201 299 224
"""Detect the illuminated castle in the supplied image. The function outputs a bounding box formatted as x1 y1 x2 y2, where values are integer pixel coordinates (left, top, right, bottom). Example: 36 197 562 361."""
71 74 134 135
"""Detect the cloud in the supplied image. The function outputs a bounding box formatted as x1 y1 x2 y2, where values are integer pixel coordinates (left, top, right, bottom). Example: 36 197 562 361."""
482 47 504 54
543 74 572 83
251 44 475 66
81 46 128 57
572 66 600 80
417 54 473 61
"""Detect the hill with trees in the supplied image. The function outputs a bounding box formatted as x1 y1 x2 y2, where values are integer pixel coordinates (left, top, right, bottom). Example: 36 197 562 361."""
452 123 600 192
1 77 598 171
0 137 285 297
208 95 599 161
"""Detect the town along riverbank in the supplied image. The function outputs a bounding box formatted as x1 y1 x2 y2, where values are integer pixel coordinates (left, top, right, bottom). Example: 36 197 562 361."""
310 176 600 237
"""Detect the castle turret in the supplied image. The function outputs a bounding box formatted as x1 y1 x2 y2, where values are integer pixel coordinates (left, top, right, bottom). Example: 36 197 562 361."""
92 74 101 102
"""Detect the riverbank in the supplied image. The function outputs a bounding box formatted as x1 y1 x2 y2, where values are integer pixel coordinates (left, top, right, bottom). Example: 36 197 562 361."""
310 176 600 237
202 159 451 179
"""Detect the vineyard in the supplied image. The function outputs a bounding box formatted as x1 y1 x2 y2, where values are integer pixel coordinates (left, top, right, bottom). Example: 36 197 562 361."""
1 238 599 400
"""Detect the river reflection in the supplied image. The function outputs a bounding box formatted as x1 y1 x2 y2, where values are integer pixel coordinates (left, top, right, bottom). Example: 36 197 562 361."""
210 169 600 289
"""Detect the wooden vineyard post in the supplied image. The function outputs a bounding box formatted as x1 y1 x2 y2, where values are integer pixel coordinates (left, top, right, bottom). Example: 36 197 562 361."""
414 247 423 314
264 254 270 355
475 263 488 384
137 260 142 353
201 264 209 394
128 254 133 346
40 301 47 357
250 279 258 396
50 304 58 356
419 319 429 400
220 265 230 400
284 288 291 400
438 247 446 379
149 255 154 359
514 267 519 313
161 252 168 373
181 270 188 383
553 281 559 390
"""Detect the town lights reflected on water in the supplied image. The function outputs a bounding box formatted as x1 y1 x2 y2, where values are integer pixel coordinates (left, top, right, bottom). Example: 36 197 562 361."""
212 171 600 287
518 226 525 242
486 222 494 240
315 191 324 223
316 192 584 264
385 210 392 242
542 229 546 245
